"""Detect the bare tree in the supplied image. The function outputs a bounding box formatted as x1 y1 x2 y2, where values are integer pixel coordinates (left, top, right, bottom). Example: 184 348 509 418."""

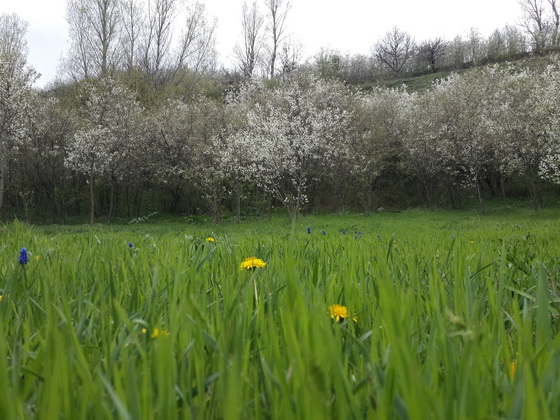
417 37 447 72
465 27 485 64
519 0 548 53
63 0 122 80
140 0 177 85
263 0 291 79
171 1 218 97
120 0 144 73
234 2 264 78
374 27 415 73
175 2 217 75
278 34 302 75
503 24 528 56
548 0 560 47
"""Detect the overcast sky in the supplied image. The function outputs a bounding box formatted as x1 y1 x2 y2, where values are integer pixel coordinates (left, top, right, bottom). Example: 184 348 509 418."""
3 0 523 87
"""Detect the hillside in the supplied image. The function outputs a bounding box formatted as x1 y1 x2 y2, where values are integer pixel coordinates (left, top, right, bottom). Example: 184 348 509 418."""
359 52 560 92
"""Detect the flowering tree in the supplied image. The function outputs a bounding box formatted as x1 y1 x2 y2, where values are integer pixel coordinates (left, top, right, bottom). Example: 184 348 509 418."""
145 96 225 215
0 14 38 215
406 68 508 209
223 72 352 219
65 77 144 223
401 90 447 208
349 86 410 209
536 61 560 190
12 95 75 221
438 69 504 209
492 65 555 209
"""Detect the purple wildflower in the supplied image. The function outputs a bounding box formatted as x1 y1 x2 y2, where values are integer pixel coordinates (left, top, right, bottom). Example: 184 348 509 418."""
19 248 28 265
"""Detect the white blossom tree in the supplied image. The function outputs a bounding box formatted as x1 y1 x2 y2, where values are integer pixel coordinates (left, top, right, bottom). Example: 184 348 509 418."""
144 96 224 215
0 13 38 215
536 61 560 188
492 65 554 208
348 86 411 209
401 89 447 208
15 95 75 221
65 77 144 223
222 72 352 219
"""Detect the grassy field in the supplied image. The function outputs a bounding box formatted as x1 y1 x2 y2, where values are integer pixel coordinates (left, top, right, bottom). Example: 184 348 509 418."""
1 209 560 419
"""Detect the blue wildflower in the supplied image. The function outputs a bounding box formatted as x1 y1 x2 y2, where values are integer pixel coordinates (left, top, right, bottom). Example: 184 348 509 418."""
128 242 134 248
342 230 347 235
307 226 311 234
377 235 381 240
19 248 28 265
322 230 326 235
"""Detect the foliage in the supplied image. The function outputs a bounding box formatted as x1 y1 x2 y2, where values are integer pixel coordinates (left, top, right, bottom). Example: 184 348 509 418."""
1 212 560 418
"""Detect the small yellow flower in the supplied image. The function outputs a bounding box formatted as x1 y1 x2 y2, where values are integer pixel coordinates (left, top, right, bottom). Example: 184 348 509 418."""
206 237 215 242
329 304 358 323
239 257 267 270
150 327 170 339
34 255 40 261
141 327 169 339
0 295 3 303
509 361 516 379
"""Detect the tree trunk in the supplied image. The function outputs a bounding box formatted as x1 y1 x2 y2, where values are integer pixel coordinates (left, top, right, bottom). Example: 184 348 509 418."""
500 173 506 201
107 182 114 223
213 191 221 224
89 179 95 224
294 186 301 221
236 192 241 224
475 179 484 212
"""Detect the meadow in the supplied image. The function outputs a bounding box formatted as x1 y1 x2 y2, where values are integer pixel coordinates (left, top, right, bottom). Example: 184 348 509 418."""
1 208 560 419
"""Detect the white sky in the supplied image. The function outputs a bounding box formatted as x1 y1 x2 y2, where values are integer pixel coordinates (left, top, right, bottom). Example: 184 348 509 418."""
3 0 523 87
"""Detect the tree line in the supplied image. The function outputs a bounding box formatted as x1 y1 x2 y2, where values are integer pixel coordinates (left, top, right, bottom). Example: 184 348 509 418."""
2 2 560 223
56 0 560 86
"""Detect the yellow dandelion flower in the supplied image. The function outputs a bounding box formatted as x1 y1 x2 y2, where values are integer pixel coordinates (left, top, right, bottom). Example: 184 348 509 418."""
0 295 2 303
151 327 170 339
141 328 148 335
206 237 215 242
329 304 357 323
239 257 267 270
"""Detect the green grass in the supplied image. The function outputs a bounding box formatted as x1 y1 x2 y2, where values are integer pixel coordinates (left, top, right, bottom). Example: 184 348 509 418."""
1 209 560 419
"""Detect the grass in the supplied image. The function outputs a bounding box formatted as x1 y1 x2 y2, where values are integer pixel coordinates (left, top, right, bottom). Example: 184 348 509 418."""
1 209 560 419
